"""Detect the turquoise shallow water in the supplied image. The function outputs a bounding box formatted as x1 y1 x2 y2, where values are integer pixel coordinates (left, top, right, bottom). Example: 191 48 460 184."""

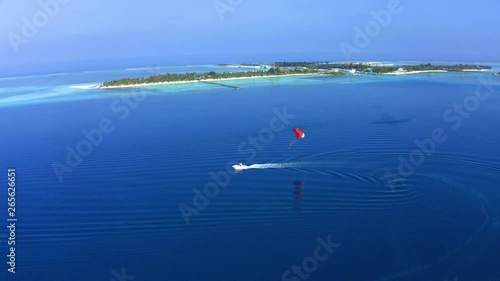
1 66 500 281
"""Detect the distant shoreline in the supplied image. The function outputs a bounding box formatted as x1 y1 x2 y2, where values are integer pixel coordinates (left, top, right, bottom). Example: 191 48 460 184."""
99 73 323 89
99 69 492 89
99 62 494 89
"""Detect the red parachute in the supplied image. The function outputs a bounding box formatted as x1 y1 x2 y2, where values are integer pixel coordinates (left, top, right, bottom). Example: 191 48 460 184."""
293 128 305 139
289 128 305 149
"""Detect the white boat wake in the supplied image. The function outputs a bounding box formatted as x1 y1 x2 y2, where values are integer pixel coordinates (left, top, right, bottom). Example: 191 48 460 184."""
250 163 302 169
232 162 315 171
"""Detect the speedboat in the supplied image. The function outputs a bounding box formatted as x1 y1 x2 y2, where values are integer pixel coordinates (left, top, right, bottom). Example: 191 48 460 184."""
232 163 250 171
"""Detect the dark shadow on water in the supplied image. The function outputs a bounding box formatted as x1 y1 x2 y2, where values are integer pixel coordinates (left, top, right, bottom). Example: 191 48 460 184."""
369 115 413 125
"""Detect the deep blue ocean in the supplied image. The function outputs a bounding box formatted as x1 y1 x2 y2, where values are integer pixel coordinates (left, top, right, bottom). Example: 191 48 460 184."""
1 64 500 281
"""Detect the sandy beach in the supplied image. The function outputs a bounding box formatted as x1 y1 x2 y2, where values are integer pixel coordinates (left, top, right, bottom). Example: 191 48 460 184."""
385 69 491 75
99 73 323 89
461 69 491 72
384 70 449 75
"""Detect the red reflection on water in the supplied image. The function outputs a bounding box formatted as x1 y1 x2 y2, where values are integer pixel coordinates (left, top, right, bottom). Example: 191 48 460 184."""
293 180 304 210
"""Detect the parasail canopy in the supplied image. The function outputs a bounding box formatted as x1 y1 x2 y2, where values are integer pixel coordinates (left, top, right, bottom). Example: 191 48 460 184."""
293 128 305 139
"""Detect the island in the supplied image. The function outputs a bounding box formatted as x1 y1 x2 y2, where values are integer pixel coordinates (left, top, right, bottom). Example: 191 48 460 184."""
99 62 493 89
99 67 343 89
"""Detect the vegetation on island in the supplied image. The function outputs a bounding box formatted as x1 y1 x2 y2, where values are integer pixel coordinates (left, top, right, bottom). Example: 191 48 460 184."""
100 61 492 88
100 67 342 88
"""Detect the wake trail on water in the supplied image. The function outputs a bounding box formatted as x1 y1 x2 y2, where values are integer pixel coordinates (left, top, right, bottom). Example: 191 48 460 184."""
238 160 404 191
245 162 320 170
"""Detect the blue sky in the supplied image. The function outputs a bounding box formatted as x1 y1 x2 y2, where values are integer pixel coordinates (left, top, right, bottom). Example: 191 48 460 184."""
1 0 499 75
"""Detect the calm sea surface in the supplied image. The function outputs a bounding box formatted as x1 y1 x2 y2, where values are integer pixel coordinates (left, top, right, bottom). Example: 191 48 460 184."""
1 65 500 281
